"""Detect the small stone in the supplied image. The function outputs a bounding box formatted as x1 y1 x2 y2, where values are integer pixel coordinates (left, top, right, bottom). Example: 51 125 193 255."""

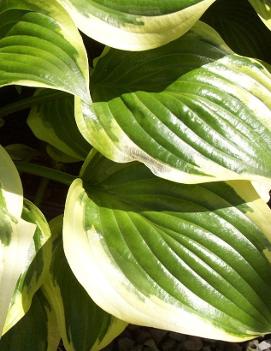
144 338 159 350
183 338 204 351
136 330 151 344
118 337 135 351
168 331 187 342
258 340 271 351
161 338 177 351
149 329 168 344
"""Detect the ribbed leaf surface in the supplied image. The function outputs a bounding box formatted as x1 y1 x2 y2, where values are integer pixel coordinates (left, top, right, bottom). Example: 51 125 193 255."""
27 90 90 161
58 0 215 50
63 152 271 341
44 217 126 351
0 1 89 100
78 23 271 185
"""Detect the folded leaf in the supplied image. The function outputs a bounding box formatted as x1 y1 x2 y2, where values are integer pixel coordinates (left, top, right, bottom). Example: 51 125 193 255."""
0 0 89 101
77 22 271 185
3 199 52 336
0 291 60 351
27 90 90 161
44 216 126 351
58 0 215 50
63 152 271 342
249 0 271 30
0 147 36 336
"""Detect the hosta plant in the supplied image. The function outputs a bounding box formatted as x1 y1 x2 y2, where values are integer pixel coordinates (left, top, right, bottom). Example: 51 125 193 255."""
1 0 271 350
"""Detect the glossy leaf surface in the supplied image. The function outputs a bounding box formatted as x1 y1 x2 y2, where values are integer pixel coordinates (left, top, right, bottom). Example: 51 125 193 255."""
64 152 271 342
58 0 215 50
78 23 271 185
0 0 89 100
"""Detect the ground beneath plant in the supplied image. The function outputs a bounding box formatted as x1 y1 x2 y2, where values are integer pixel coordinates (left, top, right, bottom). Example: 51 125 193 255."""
101 326 271 351
57 326 271 351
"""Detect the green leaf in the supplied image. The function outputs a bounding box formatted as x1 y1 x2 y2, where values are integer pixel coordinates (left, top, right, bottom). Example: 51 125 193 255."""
63 152 271 342
0 146 36 336
27 90 90 162
202 0 271 63
0 291 60 351
44 216 126 351
249 0 271 30
58 0 215 50
3 199 52 336
78 22 271 185
0 0 90 101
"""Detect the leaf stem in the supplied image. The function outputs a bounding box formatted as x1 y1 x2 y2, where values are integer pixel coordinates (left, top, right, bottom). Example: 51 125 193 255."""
0 91 63 118
15 162 75 186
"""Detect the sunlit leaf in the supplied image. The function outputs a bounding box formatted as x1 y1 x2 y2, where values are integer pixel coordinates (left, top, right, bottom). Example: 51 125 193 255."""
77 22 271 185
0 0 90 101
63 152 271 342
58 0 215 50
3 199 52 335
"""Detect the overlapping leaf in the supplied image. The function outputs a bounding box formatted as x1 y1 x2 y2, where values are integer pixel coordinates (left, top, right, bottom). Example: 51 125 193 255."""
0 291 60 351
0 0 89 100
77 22 271 185
0 146 52 336
0 146 35 336
58 0 215 50
202 0 271 62
64 151 271 342
3 199 52 336
249 0 271 30
27 90 90 162
44 217 126 351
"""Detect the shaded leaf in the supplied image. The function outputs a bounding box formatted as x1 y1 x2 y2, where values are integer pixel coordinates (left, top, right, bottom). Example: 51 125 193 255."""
0 291 60 351
249 0 271 31
44 216 126 351
27 90 90 161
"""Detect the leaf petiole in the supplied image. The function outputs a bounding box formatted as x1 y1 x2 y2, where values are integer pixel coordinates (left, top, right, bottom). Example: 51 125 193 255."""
0 91 63 119
15 161 75 186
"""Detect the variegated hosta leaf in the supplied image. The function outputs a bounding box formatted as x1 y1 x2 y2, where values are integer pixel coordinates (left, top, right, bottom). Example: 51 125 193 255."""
0 0 90 101
27 90 90 162
63 152 271 342
202 0 271 62
249 0 271 30
3 199 52 336
77 22 271 185
58 0 215 51
44 216 126 351
0 291 60 351
0 146 36 336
